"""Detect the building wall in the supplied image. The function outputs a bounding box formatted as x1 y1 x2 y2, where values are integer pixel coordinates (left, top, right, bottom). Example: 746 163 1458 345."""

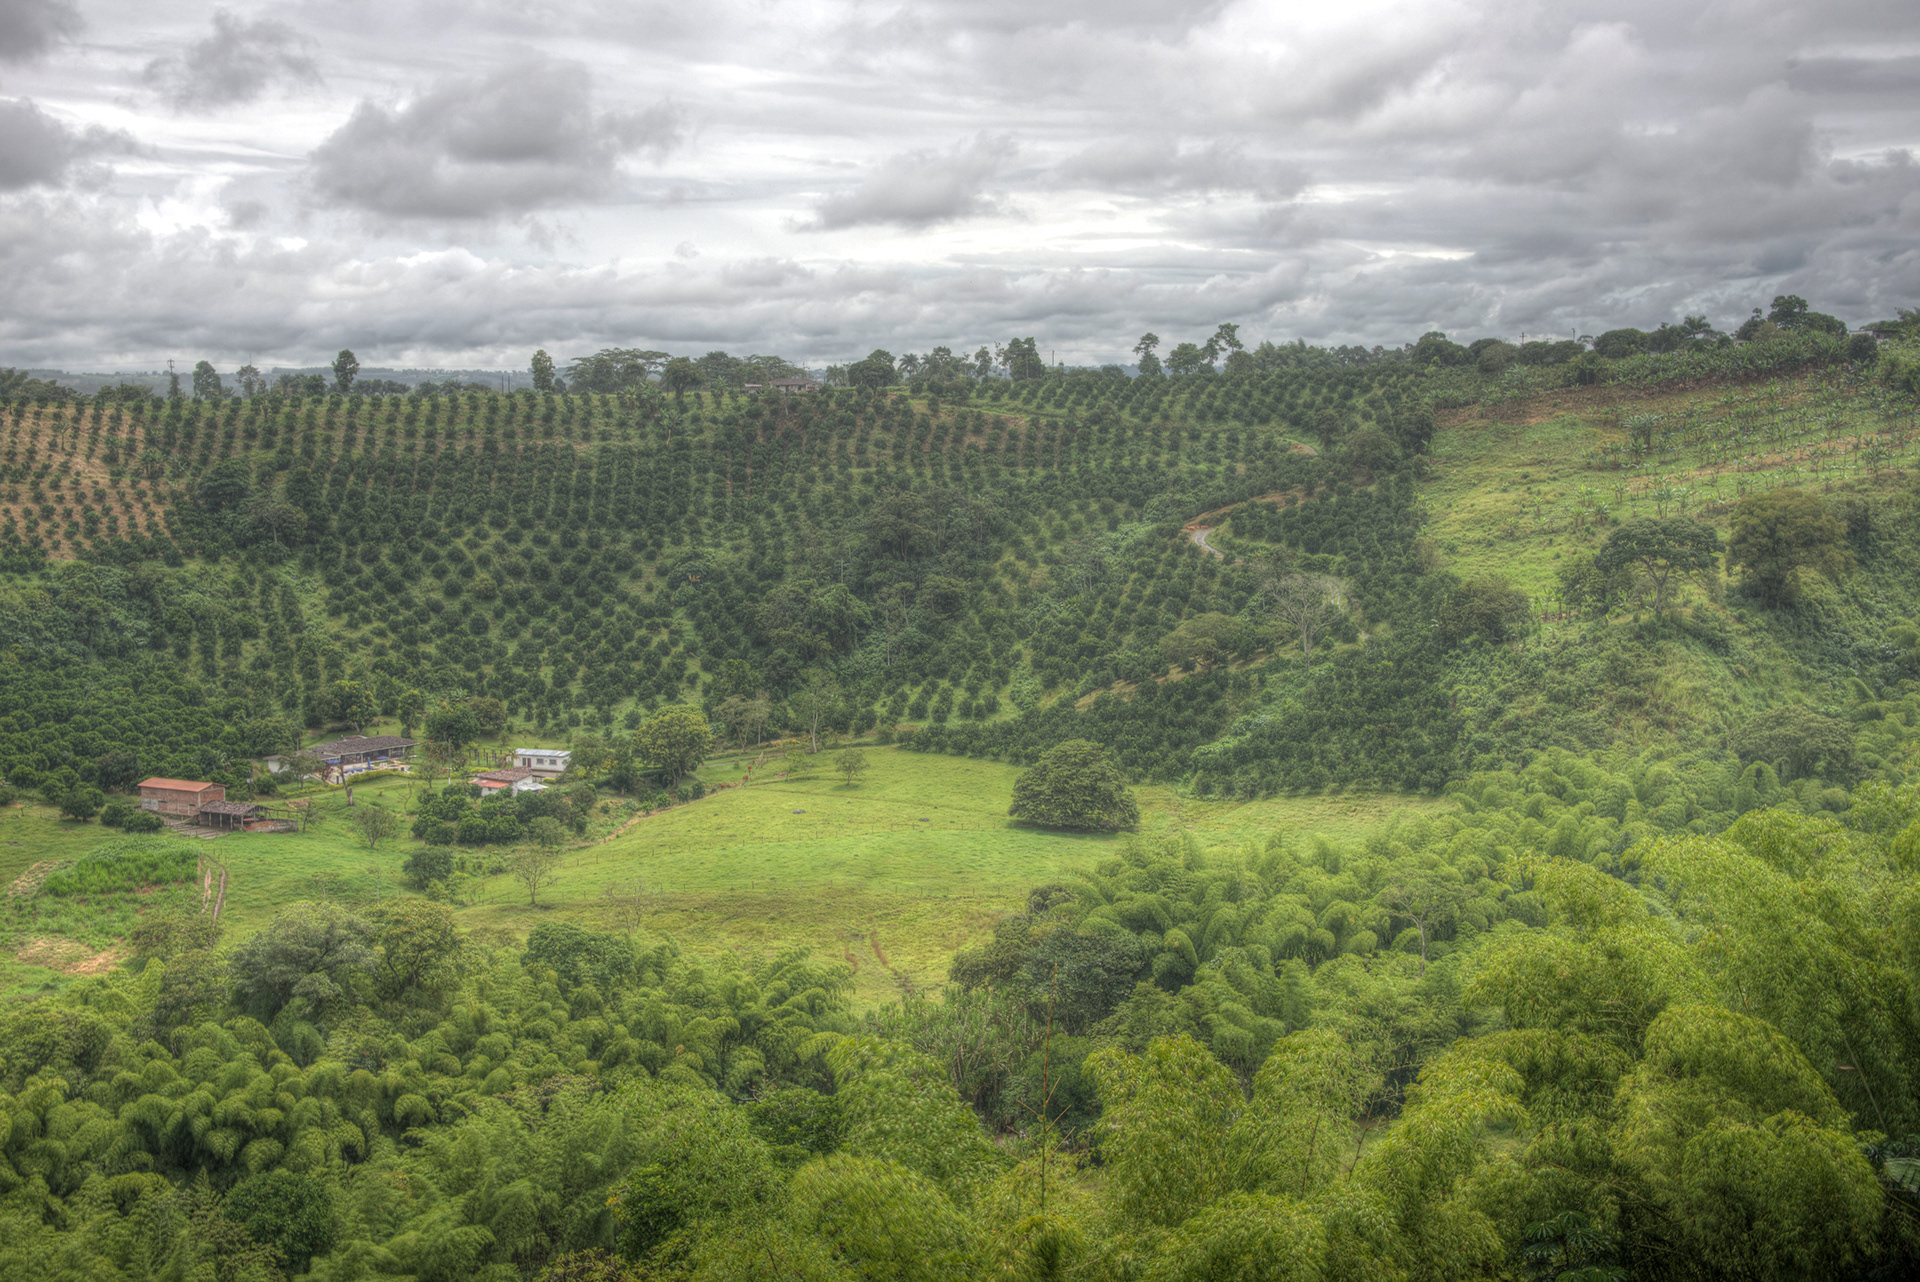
514 752 569 776
139 784 224 815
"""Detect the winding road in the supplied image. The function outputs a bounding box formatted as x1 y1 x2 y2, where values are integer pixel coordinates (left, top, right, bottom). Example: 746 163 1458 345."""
1187 525 1225 559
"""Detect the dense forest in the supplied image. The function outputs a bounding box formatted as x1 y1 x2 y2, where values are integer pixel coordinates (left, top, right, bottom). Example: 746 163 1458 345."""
4 305 1920 1279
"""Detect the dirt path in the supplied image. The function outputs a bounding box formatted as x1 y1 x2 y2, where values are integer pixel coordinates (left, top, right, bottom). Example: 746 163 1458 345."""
1187 526 1225 559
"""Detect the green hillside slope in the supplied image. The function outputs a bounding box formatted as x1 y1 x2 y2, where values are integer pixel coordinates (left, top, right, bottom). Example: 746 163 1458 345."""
3 327 1920 1281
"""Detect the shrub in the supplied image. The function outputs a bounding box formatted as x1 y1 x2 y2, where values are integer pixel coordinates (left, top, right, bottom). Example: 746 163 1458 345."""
58 786 106 822
403 845 456 890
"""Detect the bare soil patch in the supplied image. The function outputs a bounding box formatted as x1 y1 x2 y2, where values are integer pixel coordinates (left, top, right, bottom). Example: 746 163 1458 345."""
17 938 124 975
8 861 59 897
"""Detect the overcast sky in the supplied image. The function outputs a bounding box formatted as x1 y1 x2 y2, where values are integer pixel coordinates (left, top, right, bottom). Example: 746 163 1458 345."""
2 0 1916 371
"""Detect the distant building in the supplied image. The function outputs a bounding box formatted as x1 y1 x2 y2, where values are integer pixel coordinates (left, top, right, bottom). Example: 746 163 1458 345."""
513 748 571 777
745 379 819 395
306 734 418 780
197 800 267 830
138 777 224 816
474 767 546 795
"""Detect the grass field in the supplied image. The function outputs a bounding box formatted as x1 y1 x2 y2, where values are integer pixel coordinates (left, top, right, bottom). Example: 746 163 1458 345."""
2 747 1447 1008
1420 371 1912 600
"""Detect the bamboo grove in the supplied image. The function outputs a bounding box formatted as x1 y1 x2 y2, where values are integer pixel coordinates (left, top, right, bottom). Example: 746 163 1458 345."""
7 775 1920 1278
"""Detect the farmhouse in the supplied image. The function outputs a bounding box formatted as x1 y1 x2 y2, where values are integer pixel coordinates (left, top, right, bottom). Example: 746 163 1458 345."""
310 734 417 779
513 748 571 778
474 767 545 795
137 777 224 817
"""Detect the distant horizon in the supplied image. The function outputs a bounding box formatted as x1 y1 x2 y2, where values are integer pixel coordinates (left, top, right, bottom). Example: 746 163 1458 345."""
6 304 1879 384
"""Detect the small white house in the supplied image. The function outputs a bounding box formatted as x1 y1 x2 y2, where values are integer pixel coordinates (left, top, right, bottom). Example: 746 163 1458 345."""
513 748 571 777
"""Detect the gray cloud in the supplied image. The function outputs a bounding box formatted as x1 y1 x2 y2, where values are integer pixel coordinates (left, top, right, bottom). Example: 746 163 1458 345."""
0 98 134 190
5 1 1920 367
811 134 1016 229
306 53 682 219
1056 137 1303 199
143 9 322 112
1787 54 1920 98
0 0 80 64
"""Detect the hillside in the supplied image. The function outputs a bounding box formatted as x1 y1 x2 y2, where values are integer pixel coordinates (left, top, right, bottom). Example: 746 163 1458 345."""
3 329 1920 1281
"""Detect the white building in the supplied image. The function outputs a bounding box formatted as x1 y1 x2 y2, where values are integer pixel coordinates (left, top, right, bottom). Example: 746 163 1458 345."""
513 748 572 777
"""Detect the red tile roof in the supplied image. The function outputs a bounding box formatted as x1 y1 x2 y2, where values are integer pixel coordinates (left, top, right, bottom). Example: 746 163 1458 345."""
138 778 220 792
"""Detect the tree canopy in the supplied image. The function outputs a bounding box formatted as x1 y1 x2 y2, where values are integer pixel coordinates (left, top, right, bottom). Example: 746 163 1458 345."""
636 704 713 784
1593 516 1721 614
1008 738 1139 831
1728 489 1851 604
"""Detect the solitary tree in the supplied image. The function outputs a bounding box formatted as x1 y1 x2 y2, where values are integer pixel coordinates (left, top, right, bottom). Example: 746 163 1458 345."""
714 695 754 751
1264 573 1348 660
59 786 105 822
1593 517 1721 614
659 357 701 400
395 688 426 740
426 702 481 751
1728 489 1852 605
1133 333 1163 378
245 488 308 547
191 360 225 401
411 754 446 796
530 349 557 393
636 705 713 785
1377 869 1469 975
371 899 460 997
794 667 840 753
835 747 870 788
331 349 359 395
229 901 376 1018
513 818 568 906
1009 739 1138 832
348 804 400 851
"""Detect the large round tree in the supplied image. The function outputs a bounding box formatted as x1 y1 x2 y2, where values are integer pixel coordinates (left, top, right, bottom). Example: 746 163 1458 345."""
1008 739 1138 832
637 704 714 785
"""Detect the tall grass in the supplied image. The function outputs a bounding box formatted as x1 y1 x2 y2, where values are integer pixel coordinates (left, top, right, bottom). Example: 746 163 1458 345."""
39 837 199 896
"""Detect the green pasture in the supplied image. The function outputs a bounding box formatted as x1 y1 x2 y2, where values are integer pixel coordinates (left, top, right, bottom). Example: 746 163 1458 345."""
1420 374 1909 601
0 801 117 889
3 748 1449 1009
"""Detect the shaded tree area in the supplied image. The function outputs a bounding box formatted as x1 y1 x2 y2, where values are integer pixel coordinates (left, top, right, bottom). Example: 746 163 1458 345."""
6 783 1920 1279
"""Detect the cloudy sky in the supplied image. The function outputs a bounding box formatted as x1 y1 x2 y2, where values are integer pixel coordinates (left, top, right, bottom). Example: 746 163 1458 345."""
2 0 1916 371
